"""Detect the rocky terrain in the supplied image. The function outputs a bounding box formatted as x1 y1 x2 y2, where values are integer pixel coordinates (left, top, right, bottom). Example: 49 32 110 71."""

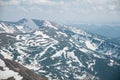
0 57 47 80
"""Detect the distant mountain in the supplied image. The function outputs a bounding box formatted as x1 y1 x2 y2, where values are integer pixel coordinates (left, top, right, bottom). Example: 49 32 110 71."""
70 23 120 38
0 18 120 80
111 37 120 45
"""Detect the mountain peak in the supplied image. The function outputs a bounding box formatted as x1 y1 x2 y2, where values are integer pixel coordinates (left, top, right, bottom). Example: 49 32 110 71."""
18 18 30 23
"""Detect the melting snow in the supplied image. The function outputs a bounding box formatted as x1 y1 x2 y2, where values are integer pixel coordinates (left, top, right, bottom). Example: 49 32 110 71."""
34 30 49 38
108 59 114 66
67 52 84 67
16 26 25 33
85 41 97 51
57 31 68 37
51 47 68 58
75 74 86 80
92 53 101 58
87 60 96 71
79 48 88 53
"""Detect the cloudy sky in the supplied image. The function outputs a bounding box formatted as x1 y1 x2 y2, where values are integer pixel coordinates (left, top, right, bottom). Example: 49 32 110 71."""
0 0 120 24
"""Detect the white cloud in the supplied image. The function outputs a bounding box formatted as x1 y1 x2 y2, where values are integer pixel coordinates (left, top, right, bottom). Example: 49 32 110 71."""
87 0 108 4
92 6 102 11
87 0 94 4
23 0 55 5
0 0 62 6
0 0 50 6
108 5 116 10
0 0 20 6
0 0 119 14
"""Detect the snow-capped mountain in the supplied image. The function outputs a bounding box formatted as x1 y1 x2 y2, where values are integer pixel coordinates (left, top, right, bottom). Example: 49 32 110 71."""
0 18 120 80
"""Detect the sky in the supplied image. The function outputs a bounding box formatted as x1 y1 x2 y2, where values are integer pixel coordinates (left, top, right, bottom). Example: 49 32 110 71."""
0 0 120 24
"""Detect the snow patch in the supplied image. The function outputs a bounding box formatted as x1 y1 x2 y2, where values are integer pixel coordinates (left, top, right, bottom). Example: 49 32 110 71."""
67 52 84 67
34 30 49 38
16 26 25 33
108 59 114 66
0 59 6 67
25 65 39 71
86 60 96 71
106 51 112 56
57 31 68 37
79 48 88 53
92 53 101 58
85 41 97 51
75 74 86 80
43 21 58 30
0 23 15 33
51 47 68 58
0 50 13 60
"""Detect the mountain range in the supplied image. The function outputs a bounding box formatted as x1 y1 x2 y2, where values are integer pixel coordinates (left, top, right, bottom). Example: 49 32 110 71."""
70 23 120 38
0 18 120 80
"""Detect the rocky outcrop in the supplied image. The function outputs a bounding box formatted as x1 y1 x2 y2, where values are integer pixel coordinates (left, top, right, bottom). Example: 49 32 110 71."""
0 58 47 80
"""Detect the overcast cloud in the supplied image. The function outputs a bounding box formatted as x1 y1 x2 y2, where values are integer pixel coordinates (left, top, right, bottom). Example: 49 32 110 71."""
0 0 120 24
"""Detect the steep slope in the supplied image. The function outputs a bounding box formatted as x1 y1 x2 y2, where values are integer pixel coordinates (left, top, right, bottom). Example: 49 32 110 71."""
0 58 47 80
0 18 120 80
0 18 39 33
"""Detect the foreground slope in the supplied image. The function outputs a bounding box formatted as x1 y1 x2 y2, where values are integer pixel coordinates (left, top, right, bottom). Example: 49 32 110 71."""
0 57 47 80
0 18 120 80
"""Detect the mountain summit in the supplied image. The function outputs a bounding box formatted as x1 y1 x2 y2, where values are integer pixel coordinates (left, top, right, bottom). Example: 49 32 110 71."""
0 18 120 80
